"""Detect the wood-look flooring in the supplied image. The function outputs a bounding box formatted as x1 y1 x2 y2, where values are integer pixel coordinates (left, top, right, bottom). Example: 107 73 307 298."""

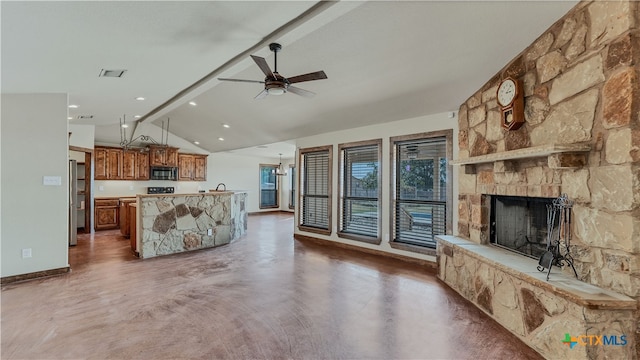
1 213 542 359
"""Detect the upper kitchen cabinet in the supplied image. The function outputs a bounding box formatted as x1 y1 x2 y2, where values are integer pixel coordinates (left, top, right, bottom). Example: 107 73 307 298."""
122 151 136 180
178 153 208 181
95 147 107 179
95 146 123 180
149 145 178 167
178 154 194 180
137 152 150 180
96 146 149 181
123 150 150 180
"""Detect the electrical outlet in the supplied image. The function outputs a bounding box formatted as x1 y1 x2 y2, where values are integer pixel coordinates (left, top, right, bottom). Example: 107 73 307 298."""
207 228 213 236
129 185 134 190
22 248 32 258
99 186 104 191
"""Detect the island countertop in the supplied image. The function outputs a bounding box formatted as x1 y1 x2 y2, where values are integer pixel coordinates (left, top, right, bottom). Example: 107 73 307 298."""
137 190 246 198
134 191 247 258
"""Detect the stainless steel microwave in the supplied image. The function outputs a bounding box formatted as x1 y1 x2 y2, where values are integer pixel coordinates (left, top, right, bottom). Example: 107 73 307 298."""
150 167 177 181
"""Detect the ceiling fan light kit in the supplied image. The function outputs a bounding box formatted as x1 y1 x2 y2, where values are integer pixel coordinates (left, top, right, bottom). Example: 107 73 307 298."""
219 42 327 99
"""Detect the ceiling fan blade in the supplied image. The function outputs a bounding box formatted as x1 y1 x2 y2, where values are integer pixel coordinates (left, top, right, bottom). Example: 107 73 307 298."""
218 78 264 84
286 71 327 84
254 89 268 100
250 55 275 79
287 86 315 98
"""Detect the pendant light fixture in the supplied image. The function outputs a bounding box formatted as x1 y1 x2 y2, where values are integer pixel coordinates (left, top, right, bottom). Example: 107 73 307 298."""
274 153 287 176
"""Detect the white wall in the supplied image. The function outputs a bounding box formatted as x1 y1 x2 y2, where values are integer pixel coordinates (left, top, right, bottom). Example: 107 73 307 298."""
294 111 459 262
1 94 70 277
206 152 290 213
68 124 95 150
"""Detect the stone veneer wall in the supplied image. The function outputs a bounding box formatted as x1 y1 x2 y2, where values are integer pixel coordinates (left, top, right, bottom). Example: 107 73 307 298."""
453 0 640 356
140 192 247 258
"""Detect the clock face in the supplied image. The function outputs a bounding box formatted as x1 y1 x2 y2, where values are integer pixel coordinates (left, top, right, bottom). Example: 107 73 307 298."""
497 79 516 107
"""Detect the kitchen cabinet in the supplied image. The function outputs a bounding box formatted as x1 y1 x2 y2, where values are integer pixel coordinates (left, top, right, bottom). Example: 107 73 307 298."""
119 198 136 237
178 154 195 180
178 153 207 181
106 148 123 179
122 151 137 180
149 145 178 167
194 155 207 181
96 146 149 181
95 147 123 180
122 150 149 180
95 198 119 230
95 148 107 179
136 152 150 180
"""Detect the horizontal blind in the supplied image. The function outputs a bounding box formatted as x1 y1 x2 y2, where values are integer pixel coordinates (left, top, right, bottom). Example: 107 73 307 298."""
394 137 447 248
341 144 379 237
301 150 329 230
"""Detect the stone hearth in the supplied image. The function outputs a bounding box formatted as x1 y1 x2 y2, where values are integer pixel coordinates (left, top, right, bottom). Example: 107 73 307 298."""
443 1 640 359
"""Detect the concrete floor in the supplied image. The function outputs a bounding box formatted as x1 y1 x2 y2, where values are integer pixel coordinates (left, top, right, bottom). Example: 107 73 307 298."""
1 213 541 359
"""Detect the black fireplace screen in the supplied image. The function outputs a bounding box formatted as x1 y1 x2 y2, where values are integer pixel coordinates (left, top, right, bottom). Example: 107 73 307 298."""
490 196 555 259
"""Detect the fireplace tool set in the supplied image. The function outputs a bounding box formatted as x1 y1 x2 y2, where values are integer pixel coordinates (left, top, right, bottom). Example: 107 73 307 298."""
537 194 578 281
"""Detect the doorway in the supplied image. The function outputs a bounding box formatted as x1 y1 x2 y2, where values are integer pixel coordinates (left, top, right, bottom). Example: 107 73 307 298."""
69 148 92 233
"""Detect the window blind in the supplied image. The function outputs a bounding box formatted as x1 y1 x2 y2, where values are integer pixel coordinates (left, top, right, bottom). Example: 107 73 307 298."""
394 137 448 248
301 150 329 230
340 144 379 238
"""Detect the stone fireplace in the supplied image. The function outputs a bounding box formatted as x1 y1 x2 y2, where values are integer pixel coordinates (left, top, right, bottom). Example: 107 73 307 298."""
437 1 639 359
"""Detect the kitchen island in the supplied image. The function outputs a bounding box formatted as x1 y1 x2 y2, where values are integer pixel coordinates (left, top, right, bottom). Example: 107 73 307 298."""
134 191 247 258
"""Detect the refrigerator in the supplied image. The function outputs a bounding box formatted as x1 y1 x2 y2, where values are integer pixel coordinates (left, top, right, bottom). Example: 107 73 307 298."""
69 159 77 246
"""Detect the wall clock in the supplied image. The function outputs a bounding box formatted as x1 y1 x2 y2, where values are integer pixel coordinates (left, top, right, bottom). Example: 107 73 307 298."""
496 77 524 131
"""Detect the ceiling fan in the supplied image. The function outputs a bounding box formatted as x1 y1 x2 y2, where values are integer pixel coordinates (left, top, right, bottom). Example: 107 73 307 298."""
218 43 327 99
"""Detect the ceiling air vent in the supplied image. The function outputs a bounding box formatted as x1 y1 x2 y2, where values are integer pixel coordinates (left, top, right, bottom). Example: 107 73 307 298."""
76 115 94 120
99 69 127 78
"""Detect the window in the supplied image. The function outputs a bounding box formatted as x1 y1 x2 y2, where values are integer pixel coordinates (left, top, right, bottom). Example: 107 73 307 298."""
259 164 279 209
338 139 381 243
391 131 452 249
289 165 296 209
299 146 332 235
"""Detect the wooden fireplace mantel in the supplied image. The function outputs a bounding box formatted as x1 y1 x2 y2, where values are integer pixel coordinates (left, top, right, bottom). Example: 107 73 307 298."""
451 143 591 173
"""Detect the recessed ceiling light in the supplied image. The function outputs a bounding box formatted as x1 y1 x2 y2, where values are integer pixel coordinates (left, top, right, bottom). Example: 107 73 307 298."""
134 115 141 119
223 124 230 128
121 124 129 128
189 101 197 106
99 69 127 78
218 137 224 141
68 104 78 108
135 97 145 101
67 117 73 120
194 141 200 145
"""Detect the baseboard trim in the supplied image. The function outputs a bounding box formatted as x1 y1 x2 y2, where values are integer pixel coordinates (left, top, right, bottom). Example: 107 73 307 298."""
249 210 294 216
294 233 437 271
1 267 70 285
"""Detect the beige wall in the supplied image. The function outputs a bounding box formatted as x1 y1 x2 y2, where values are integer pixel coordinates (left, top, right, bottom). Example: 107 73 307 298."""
1 93 70 277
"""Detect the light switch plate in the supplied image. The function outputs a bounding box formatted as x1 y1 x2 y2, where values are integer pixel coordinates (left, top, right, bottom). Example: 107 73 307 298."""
43 176 62 186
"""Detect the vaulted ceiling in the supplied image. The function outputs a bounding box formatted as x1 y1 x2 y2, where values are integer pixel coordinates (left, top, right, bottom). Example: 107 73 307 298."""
2 1 577 157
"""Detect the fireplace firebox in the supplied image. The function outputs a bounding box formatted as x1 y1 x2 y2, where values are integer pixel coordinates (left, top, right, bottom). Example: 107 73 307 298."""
489 196 555 259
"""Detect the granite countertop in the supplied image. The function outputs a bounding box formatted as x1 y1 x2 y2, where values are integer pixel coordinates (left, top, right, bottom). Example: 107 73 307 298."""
138 191 246 198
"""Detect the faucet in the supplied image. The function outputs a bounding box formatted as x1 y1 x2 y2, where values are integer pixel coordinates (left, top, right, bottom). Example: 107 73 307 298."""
215 183 226 191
